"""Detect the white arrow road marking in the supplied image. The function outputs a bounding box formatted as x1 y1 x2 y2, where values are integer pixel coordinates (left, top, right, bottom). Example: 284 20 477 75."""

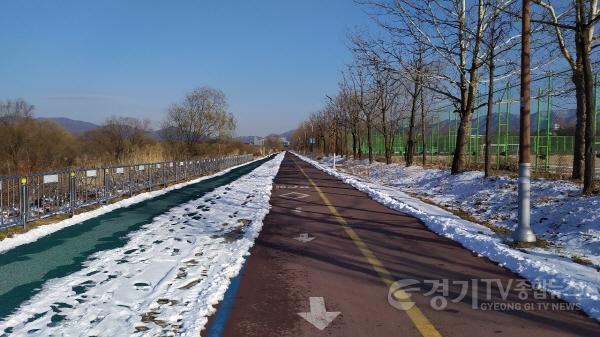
280 192 310 200
293 207 303 213
276 184 309 189
294 233 315 243
297 297 340 330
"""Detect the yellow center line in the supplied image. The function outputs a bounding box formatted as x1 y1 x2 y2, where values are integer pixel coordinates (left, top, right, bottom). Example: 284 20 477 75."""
292 157 442 337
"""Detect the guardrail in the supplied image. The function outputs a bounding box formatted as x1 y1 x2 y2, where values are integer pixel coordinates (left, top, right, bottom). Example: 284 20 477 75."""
0 154 254 229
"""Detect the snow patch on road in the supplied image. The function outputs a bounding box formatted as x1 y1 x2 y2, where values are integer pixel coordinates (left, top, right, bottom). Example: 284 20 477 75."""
295 153 600 322
0 156 266 254
0 153 284 337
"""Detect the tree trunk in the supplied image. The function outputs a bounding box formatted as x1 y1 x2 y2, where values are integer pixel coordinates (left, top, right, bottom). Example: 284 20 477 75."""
367 121 373 164
357 129 363 160
381 100 392 164
384 131 392 164
452 0 483 174
582 31 596 194
351 131 357 159
452 114 472 173
420 86 427 166
485 55 495 178
406 80 419 167
572 69 586 180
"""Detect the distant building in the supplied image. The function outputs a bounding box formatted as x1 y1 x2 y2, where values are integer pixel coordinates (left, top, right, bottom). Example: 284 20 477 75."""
253 137 265 146
240 135 288 147
280 137 289 147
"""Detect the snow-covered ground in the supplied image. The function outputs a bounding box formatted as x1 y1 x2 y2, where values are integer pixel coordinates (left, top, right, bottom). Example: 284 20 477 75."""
0 156 267 255
0 153 284 337
296 153 600 322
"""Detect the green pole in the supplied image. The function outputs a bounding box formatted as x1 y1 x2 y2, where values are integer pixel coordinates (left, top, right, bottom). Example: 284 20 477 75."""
505 83 511 168
497 94 502 170
545 71 552 172
535 87 541 172
448 110 452 159
435 110 440 162
453 111 458 165
429 114 433 157
594 73 598 143
476 93 481 165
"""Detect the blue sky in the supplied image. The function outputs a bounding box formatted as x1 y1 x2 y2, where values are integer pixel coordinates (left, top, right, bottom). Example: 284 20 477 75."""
0 0 371 136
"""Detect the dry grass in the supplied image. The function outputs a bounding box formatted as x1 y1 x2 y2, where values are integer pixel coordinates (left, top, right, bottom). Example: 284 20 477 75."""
409 193 513 233
0 213 72 241
571 255 594 266
503 238 552 249
406 192 554 250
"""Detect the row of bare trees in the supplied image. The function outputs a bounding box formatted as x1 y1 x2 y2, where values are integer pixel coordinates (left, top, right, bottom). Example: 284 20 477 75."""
0 87 255 176
292 0 600 194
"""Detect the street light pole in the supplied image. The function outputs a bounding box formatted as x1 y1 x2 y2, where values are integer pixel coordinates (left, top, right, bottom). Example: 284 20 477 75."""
515 0 536 243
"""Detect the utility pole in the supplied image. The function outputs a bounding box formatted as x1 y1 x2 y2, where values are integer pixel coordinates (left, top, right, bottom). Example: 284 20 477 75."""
515 0 536 243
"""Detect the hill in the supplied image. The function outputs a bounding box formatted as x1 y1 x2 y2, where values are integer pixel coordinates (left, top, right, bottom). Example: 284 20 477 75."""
38 117 100 134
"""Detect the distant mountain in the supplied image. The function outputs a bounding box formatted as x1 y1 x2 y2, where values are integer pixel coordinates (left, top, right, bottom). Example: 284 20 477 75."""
279 129 296 141
150 128 168 140
237 130 295 144
237 136 261 144
38 117 100 134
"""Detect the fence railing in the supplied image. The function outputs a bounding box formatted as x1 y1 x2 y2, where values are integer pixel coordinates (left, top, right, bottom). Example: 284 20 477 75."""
0 154 254 230
342 69 599 177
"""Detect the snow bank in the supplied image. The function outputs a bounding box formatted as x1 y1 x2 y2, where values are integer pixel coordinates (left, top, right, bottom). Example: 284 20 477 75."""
334 158 600 267
0 156 267 254
294 153 600 322
0 153 284 336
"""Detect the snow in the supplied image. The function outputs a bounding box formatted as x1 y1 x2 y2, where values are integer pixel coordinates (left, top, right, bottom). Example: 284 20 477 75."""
0 153 284 336
0 156 267 255
296 153 600 322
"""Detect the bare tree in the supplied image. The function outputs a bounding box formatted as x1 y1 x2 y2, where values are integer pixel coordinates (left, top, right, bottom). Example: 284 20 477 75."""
348 63 378 163
361 54 403 164
0 99 78 174
83 116 154 163
531 0 599 193
420 81 428 165
163 87 236 157
339 71 364 159
404 47 427 167
361 0 504 173
0 98 34 123
482 1 520 177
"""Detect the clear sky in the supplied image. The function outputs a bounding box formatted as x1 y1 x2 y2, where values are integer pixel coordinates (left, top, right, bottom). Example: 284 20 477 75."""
0 0 371 136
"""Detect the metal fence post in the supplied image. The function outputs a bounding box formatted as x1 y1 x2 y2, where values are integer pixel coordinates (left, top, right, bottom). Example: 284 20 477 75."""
19 177 28 228
128 167 133 196
0 178 4 228
69 171 76 217
103 168 110 202
148 165 152 192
